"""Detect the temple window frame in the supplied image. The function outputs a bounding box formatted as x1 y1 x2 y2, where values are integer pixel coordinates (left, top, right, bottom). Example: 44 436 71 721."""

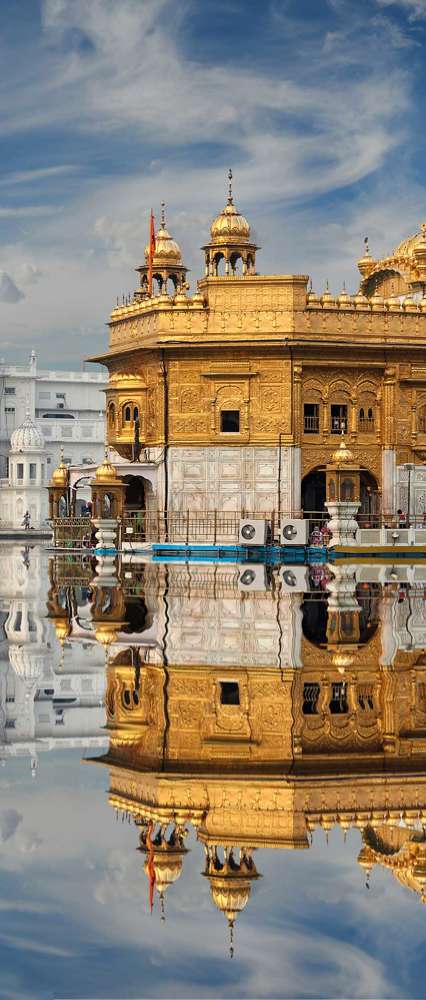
220 409 240 434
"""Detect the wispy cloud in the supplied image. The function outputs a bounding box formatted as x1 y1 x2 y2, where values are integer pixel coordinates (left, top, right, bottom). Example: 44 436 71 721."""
0 931 76 958
0 899 58 913
377 0 426 20
0 0 422 364
0 165 78 187
0 206 59 218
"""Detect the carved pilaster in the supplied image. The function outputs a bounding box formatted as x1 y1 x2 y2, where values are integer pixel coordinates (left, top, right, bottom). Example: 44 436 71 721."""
375 388 382 444
383 367 396 449
411 389 417 445
350 393 357 442
322 387 329 439
293 365 302 445
380 667 398 754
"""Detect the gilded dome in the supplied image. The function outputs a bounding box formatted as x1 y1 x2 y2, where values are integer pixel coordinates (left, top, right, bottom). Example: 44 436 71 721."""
144 853 184 894
11 412 44 453
360 824 426 903
210 877 252 923
94 450 120 484
392 223 426 259
210 202 250 243
94 622 119 646
54 618 72 642
144 206 182 265
144 226 182 264
331 436 354 465
50 451 69 488
209 168 251 245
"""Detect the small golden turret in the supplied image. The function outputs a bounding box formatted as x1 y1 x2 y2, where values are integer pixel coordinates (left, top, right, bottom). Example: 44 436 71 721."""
49 447 69 487
93 447 121 485
357 236 375 278
202 845 261 957
331 435 354 466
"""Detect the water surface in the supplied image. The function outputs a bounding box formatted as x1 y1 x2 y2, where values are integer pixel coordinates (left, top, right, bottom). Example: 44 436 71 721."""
1 545 426 1000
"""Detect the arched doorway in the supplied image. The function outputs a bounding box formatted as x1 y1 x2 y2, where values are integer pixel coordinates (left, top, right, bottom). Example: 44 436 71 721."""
301 467 326 520
123 475 146 511
358 470 380 527
301 466 380 529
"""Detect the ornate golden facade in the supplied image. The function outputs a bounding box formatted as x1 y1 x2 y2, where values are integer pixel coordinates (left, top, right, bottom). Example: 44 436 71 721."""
89 176 426 518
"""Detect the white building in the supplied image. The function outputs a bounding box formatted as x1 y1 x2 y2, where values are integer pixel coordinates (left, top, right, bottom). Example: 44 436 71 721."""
0 350 106 480
0 545 107 772
0 412 47 528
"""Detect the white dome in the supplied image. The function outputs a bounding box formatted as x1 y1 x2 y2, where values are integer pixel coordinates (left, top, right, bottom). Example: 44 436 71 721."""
11 413 44 452
9 645 44 683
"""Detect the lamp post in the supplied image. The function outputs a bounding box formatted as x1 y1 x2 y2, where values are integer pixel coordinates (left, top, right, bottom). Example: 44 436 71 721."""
366 485 371 527
403 462 415 528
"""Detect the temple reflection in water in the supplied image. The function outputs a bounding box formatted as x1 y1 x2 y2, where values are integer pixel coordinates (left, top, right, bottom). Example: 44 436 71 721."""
0 546 107 773
38 551 426 950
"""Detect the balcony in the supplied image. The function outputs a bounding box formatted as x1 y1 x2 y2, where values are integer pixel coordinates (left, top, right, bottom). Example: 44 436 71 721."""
358 418 375 433
304 414 319 433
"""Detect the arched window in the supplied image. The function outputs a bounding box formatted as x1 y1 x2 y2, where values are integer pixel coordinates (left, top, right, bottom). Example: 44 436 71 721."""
213 252 225 276
303 683 320 715
230 253 243 275
123 405 132 424
331 403 348 433
359 400 375 432
341 478 354 501
133 405 139 421
418 403 426 434
102 493 112 516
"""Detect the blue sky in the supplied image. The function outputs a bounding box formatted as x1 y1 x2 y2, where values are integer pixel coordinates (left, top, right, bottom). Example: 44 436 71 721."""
1 750 426 1000
0 0 426 365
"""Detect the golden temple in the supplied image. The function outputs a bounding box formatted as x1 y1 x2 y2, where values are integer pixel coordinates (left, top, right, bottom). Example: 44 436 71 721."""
87 172 426 522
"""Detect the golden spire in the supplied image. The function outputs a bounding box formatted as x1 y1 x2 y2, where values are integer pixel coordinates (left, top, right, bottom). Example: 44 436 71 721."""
229 919 234 959
227 168 233 206
358 235 375 278
209 170 251 243
160 201 166 228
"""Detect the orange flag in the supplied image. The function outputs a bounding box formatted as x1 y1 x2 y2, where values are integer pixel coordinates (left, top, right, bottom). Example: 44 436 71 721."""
148 210 155 296
146 820 156 913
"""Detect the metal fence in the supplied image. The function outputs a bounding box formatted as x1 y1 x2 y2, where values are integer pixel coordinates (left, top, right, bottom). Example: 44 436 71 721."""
120 509 308 545
51 506 426 549
51 516 94 549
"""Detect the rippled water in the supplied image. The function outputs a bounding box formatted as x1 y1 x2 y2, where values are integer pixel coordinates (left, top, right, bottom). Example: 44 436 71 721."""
2 543 426 999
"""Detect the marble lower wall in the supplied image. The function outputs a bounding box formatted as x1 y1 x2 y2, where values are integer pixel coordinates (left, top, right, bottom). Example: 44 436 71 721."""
396 464 426 520
167 445 300 515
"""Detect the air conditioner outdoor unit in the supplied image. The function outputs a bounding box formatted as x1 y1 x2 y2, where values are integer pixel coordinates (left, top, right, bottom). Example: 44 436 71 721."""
239 518 268 546
280 518 309 546
279 565 310 593
237 564 268 592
